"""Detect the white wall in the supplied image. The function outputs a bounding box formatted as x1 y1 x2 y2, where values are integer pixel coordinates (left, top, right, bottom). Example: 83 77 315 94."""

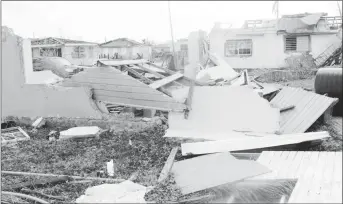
310 34 341 58
62 46 100 66
100 46 152 60
24 39 63 84
210 28 287 69
210 27 340 69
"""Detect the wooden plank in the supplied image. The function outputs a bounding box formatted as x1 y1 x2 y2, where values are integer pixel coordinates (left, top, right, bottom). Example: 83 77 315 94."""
329 152 342 203
276 151 297 178
318 152 336 201
254 151 282 179
149 73 183 89
134 64 166 78
181 132 330 156
268 151 290 179
284 151 304 179
158 147 179 183
96 95 185 111
289 152 326 202
280 105 295 112
307 152 330 203
147 62 206 86
171 152 271 195
289 151 320 203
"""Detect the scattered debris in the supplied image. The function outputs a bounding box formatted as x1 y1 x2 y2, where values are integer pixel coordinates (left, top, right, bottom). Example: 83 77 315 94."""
75 180 149 203
59 126 102 140
3 176 72 191
107 159 115 177
1 127 30 145
158 147 179 183
32 117 46 129
1 191 49 204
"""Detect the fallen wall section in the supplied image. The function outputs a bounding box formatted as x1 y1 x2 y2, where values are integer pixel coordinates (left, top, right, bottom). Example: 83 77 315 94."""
1 26 103 119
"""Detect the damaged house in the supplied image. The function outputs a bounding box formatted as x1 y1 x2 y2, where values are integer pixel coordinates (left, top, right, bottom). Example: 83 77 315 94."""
31 37 100 66
99 38 152 60
209 13 342 69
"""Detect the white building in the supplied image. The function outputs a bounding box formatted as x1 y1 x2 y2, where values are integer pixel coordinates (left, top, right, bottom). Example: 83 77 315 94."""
209 13 342 69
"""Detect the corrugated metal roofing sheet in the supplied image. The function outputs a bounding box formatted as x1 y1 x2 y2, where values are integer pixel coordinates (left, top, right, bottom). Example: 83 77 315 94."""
270 87 339 134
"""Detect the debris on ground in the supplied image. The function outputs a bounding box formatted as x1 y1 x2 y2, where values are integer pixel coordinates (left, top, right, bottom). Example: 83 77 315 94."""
75 180 151 203
1 127 30 145
59 126 102 140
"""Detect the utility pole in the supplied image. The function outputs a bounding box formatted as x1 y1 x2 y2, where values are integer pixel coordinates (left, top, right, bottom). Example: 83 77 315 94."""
168 1 178 71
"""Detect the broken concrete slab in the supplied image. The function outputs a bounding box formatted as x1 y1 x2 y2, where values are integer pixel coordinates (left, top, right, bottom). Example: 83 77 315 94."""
270 87 339 134
75 180 149 203
181 131 330 156
166 86 280 140
171 152 271 195
59 126 102 140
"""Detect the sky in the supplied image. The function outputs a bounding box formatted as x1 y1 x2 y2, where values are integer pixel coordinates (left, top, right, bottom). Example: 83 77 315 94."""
2 1 342 44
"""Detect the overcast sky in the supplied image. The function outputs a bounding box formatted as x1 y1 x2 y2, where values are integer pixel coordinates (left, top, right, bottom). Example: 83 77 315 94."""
2 1 342 44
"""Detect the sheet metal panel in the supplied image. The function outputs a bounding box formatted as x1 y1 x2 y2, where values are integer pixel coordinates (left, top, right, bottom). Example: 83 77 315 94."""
270 87 338 134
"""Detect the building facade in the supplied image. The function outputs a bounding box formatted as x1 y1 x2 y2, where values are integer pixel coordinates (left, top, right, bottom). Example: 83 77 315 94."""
31 37 100 66
99 38 152 60
209 13 342 69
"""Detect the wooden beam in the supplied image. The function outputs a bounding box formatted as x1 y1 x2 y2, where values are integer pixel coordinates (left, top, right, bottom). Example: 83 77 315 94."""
134 64 166 78
184 79 195 119
158 147 179 183
147 62 206 86
280 105 295 112
123 65 173 97
149 73 183 89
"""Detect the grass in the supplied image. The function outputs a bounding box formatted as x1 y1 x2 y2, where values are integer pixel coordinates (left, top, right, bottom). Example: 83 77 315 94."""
1 123 183 203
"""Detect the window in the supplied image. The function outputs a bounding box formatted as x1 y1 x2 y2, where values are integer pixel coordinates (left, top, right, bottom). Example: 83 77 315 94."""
285 35 310 52
225 39 252 57
71 46 86 58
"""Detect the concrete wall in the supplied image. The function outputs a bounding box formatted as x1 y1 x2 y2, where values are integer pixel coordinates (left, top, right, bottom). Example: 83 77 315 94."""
210 27 339 69
310 34 341 58
1 27 103 119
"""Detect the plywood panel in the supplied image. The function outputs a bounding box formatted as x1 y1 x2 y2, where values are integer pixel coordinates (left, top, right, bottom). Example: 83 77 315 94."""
171 152 271 195
166 86 280 141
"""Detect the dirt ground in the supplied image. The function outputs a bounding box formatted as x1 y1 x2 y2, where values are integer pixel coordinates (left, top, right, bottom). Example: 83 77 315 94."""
1 68 342 203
